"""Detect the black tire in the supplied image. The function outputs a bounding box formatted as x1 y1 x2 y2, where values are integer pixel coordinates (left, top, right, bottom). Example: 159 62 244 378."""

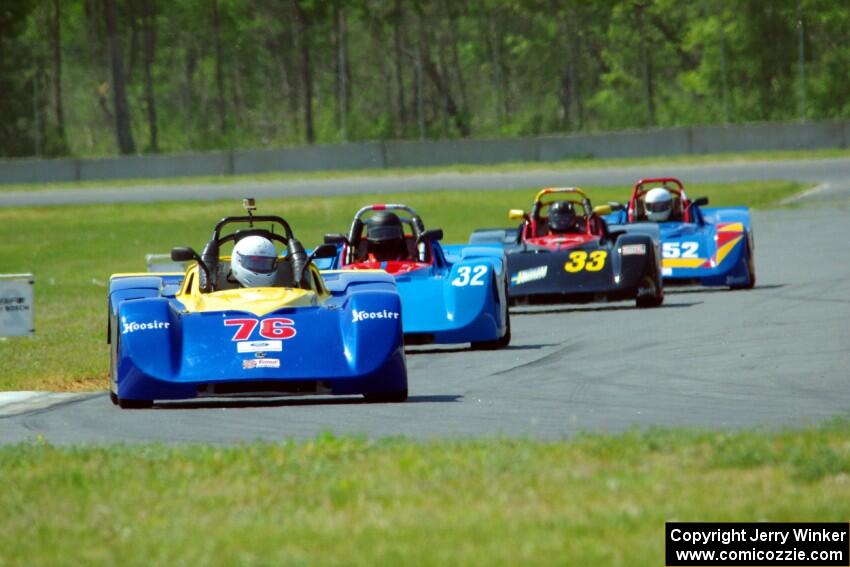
109 314 121 406
471 312 511 350
364 389 408 403
635 275 664 308
118 397 154 409
731 242 756 290
471 274 512 350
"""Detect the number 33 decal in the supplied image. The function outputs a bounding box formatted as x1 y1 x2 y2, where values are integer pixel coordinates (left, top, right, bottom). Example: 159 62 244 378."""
564 250 607 273
452 265 488 286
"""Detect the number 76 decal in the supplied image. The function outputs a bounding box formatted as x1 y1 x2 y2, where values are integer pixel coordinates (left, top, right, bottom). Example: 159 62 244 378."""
452 265 488 286
224 318 297 341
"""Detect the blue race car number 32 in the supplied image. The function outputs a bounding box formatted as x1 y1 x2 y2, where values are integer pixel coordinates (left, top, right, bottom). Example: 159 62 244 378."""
452 266 487 286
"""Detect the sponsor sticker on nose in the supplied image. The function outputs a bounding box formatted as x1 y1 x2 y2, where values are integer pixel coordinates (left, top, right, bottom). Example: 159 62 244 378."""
237 340 283 353
351 309 400 323
121 317 171 334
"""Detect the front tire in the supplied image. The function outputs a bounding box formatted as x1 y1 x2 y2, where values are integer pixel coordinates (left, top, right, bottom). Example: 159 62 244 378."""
364 389 408 403
109 314 121 406
471 312 511 350
471 274 511 350
635 275 664 308
731 240 756 290
117 397 154 409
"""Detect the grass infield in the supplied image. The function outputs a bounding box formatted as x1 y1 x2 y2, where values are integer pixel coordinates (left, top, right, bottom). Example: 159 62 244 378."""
1 423 849 566
0 181 803 391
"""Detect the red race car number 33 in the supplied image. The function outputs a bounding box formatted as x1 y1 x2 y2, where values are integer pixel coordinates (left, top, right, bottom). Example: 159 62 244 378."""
224 318 297 341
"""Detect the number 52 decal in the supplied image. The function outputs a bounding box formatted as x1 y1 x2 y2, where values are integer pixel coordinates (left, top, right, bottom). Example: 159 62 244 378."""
564 250 607 273
452 265 488 286
224 318 297 341
663 242 699 258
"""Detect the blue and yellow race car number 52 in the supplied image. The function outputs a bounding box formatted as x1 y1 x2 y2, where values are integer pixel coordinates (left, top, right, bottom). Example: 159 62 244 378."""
564 250 607 273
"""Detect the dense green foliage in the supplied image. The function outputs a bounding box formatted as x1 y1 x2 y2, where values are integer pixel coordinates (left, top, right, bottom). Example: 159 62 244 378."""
3 0 849 157
2 423 850 566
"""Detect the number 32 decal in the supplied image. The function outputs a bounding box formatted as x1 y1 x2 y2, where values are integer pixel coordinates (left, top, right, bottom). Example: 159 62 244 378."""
564 250 607 273
452 265 488 286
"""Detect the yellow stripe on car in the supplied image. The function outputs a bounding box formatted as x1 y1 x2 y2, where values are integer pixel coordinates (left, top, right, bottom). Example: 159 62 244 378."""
714 235 744 265
717 223 744 232
662 258 706 268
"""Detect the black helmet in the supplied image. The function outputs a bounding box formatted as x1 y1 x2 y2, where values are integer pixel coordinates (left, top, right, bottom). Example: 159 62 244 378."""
548 201 577 233
367 211 404 242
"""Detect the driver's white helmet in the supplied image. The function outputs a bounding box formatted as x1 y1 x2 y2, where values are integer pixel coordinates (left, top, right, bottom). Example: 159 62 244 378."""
645 187 673 222
231 236 278 287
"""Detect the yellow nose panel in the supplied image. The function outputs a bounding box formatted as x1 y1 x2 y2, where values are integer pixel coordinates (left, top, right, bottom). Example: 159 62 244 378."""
177 287 318 317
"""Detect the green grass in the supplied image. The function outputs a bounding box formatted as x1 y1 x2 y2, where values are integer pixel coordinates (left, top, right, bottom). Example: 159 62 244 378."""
1 423 849 566
0 181 803 391
1 146 848 193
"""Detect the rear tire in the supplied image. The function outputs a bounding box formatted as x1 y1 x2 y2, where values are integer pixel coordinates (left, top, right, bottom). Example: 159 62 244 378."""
364 389 408 403
109 391 118 406
118 397 153 409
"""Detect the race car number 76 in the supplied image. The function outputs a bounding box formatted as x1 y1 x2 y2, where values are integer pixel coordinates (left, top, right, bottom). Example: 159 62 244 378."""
224 318 297 341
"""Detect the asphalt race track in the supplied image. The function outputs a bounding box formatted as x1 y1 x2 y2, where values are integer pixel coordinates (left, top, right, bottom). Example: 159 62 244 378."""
2 156 850 207
1 161 849 444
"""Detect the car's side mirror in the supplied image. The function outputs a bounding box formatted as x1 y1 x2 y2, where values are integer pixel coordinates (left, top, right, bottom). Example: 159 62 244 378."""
419 228 443 242
309 243 339 260
508 209 526 220
171 246 211 291
692 196 709 207
171 247 199 262
324 233 348 246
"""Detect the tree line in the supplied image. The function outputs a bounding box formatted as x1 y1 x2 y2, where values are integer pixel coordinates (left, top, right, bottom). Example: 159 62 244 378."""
1 0 849 158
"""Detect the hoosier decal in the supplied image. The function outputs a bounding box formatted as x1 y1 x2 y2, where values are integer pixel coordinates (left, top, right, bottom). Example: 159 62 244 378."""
352 309 400 323
121 317 170 334
510 266 548 286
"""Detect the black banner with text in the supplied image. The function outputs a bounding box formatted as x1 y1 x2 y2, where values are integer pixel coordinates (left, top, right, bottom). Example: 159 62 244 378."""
666 522 849 566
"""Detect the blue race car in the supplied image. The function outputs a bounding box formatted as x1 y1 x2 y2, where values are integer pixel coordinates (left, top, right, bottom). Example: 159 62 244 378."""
606 177 755 289
321 204 511 349
108 202 408 408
